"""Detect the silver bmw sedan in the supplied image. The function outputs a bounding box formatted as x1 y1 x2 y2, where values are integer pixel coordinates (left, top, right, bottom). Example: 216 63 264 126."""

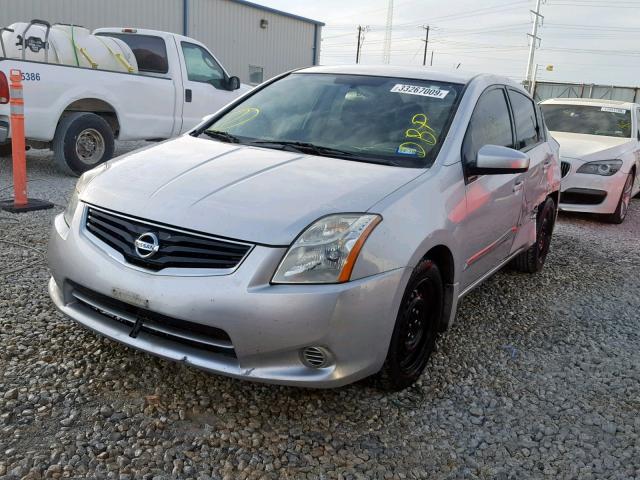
48 66 561 390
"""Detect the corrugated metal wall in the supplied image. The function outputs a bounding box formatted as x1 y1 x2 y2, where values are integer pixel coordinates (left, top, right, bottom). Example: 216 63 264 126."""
188 0 318 83
534 81 640 103
0 0 183 33
0 0 321 84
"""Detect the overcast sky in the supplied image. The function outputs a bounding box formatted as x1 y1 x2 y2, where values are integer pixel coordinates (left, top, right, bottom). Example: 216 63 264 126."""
253 0 640 86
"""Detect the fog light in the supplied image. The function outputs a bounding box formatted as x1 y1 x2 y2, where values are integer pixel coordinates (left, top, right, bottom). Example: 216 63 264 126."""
300 346 332 368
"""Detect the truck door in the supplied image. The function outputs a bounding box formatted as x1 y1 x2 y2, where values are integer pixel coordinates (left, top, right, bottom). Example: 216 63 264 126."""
178 41 239 132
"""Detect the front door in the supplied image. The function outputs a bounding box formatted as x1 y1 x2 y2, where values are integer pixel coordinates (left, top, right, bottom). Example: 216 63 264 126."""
459 86 525 290
178 41 239 132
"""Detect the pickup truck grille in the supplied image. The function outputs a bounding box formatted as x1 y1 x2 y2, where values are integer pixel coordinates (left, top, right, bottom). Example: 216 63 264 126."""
85 207 252 271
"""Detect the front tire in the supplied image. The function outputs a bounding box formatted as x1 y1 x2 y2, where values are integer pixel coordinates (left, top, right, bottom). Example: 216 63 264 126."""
603 172 633 224
512 197 556 273
0 143 11 157
374 259 443 391
53 112 114 176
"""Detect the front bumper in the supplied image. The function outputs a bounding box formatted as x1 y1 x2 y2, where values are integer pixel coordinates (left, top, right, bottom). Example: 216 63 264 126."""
559 161 627 214
48 208 410 388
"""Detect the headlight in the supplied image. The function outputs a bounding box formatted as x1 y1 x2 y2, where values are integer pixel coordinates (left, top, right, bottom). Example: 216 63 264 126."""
576 160 622 176
272 214 382 284
62 165 107 226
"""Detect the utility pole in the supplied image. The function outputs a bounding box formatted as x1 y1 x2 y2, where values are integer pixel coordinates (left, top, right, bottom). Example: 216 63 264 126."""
525 0 544 93
356 25 363 64
422 25 430 66
383 0 394 64
430 50 434 67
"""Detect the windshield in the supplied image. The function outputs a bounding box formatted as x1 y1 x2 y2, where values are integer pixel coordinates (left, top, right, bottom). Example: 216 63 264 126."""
541 104 632 138
200 73 464 167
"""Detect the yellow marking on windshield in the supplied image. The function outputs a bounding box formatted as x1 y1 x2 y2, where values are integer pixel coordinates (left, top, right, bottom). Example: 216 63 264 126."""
396 114 437 158
404 113 438 147
216 107 260 130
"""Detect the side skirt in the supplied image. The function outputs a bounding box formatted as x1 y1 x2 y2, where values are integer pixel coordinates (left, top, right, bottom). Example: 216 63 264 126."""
458 247 525 300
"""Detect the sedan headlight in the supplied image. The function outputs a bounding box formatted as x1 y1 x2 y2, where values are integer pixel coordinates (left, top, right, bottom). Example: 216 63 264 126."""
576 160 622 176
272 214 382 284
63 165 107 226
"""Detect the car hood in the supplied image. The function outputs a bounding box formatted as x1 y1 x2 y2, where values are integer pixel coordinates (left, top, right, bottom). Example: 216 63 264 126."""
83 135 422 245
550 131 634 162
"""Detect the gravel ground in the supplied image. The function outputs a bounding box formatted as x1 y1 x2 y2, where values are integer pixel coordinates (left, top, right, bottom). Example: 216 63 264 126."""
1 145 639 480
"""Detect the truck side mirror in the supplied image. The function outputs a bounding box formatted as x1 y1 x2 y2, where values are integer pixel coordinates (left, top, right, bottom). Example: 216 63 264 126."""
226 76 240 91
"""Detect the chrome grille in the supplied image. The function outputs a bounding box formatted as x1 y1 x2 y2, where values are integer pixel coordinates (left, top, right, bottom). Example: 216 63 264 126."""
85 207 252 271
561 161 571 178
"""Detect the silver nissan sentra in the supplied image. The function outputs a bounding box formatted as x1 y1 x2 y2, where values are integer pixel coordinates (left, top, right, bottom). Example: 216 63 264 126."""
48 66 561 390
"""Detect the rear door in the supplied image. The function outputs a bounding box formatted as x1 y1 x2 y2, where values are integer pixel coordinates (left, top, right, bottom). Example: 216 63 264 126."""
460 86 525 290
178 41 239 132
506 88 553 252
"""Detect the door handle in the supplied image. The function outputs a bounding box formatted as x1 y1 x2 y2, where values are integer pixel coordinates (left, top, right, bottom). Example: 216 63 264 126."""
543 160 552 172
185 89 192 102
513 180 524 193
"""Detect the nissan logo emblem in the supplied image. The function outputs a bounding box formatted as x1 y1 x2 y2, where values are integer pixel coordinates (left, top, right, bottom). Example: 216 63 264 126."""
134 232 160 259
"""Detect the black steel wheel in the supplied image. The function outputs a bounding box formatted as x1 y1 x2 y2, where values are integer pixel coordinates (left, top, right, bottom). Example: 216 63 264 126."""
512 197 556 273
374 259 443 391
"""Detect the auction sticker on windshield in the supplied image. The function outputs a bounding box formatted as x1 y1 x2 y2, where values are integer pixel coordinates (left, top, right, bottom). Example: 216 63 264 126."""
390 84 449 99
601 107 627 114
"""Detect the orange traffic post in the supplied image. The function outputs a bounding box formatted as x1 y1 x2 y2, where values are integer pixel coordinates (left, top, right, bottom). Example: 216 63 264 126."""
0 69 52 213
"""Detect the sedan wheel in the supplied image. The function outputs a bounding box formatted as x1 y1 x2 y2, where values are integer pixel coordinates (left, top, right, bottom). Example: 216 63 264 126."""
374 259 443 391
604 172 634 224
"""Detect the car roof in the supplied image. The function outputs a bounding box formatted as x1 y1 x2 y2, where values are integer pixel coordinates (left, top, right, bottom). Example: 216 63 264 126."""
540 97 639 109
295 65 524 89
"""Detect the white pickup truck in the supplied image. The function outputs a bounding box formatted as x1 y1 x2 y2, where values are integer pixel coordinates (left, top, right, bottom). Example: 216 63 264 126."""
0 23 249 174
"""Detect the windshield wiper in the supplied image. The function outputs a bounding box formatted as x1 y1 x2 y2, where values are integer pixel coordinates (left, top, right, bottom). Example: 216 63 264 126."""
249 140 360 157
202 130 241 143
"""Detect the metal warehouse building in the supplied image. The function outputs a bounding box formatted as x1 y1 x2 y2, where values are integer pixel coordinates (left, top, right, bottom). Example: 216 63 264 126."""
0 0 324 85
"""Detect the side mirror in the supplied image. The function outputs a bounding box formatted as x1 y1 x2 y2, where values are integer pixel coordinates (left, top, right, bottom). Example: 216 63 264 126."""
226 76 241 91
469 145 530 175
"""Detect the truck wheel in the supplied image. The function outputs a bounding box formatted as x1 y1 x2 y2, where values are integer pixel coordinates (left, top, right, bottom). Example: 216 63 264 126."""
53 112 114 176
512 197 556 274
0 143 11 157
374 259 443 391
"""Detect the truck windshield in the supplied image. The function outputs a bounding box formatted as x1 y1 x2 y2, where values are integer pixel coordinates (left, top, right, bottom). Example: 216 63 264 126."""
541 104 632 138
201 73 464 167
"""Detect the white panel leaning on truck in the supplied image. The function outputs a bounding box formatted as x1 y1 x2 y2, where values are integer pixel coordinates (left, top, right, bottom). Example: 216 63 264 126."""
0 19 250 175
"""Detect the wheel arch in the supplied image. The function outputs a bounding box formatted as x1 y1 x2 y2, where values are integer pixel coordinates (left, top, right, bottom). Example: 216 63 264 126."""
59 98 120 138
421 244 457 332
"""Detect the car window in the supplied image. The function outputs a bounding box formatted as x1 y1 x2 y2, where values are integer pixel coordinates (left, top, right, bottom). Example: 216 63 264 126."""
203 73 465 168
508 90 540 150
98 33 168 74
541 104 632 138
181 42 225 88
462 87 514 166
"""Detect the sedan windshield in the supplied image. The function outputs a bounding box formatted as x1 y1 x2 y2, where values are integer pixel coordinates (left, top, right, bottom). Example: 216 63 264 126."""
201 73 464 167
541 104 632 138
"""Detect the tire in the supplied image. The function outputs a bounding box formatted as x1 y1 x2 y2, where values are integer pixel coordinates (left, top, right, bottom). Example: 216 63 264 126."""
603 172 634 224
512 197 556 274
374 259 444 391
0 143 11 157
53 112 114 176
